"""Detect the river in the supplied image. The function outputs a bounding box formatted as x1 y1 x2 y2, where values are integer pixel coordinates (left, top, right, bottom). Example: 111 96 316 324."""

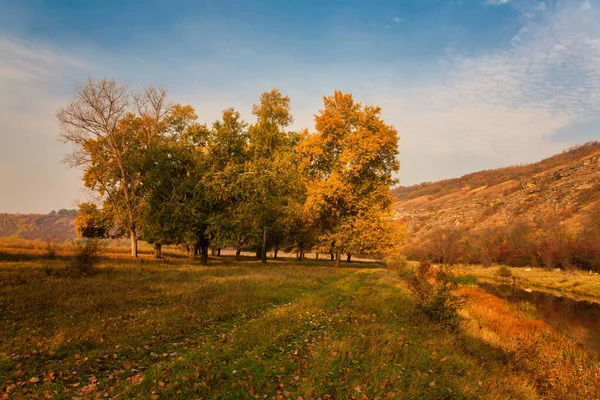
478 282 600 357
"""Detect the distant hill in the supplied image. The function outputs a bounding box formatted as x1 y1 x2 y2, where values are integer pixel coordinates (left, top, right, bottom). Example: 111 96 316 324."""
393 141 600 202
393 141 600 265
0 213 77 241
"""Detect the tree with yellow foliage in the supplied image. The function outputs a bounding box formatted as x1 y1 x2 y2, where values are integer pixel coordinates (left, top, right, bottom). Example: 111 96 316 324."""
298 91 401 266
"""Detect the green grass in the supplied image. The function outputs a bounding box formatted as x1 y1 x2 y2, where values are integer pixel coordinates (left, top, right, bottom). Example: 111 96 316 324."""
449 274 479 286
1 238 599 399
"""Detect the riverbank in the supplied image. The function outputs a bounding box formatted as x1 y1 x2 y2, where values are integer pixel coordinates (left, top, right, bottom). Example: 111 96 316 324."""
456 265 600 301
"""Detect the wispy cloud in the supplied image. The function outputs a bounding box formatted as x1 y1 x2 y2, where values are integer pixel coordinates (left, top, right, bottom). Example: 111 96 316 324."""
484 0 512 6
0 35 89 212
0 36 85 82
2 0 600 208
375 0 600 183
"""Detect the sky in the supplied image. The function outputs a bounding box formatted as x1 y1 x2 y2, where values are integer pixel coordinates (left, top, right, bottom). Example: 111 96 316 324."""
1 0 599 213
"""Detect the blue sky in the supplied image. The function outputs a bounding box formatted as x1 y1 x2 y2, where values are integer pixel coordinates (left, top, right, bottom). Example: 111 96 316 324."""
1 0 599 212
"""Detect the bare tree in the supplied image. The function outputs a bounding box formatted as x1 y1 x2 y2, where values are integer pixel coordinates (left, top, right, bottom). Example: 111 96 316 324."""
57 77 169 257
429 225 464 265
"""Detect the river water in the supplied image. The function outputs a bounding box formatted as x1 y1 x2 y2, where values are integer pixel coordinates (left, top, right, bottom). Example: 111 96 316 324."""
478 282 600 357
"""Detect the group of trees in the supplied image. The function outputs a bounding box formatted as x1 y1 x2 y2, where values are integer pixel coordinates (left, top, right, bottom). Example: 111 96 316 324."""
50 209 78 217
405 205 600 271
59 78 403 265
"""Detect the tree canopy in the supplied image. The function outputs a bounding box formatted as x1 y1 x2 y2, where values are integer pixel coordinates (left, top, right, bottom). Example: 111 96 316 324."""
60 79 404 263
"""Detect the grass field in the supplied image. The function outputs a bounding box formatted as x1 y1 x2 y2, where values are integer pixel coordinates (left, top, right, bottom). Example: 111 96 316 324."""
1 238 599 399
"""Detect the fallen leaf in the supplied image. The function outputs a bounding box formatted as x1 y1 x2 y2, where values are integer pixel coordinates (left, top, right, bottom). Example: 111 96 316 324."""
29 377 40 383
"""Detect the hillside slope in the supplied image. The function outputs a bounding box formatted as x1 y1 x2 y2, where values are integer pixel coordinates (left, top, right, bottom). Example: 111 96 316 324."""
0 213 77 241
393 142 600 253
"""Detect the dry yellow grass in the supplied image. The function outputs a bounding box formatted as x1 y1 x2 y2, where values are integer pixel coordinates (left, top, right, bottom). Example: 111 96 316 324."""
1 237 599 399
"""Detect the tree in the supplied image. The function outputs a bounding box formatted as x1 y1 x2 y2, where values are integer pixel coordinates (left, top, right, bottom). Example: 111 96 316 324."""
74 203 111 238
245 89 296 263
298 91 400 267
137 104 207 259
346 211 407 258
428 225 464 265
57 78 170 257
204 108 250 258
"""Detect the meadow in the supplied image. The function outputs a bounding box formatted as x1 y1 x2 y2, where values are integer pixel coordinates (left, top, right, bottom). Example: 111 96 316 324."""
1 238 599 399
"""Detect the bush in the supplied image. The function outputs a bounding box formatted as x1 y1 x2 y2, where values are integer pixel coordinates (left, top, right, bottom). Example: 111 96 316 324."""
70 238 103 275
44 239 58 260
497 266 512 278
450 274 478 286
382 255 409 271
398 261 465 330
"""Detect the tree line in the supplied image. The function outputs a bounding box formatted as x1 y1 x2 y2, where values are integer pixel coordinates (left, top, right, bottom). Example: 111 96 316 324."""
58 78 404 266
405 205 600 271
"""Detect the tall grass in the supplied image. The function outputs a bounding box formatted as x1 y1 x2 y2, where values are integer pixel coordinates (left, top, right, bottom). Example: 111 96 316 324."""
0 237 598 399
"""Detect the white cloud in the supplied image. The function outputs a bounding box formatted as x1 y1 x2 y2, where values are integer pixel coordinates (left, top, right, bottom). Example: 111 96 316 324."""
372 0 600 184
0 36 90 212
581 1 592 11
2 0 600 207
485 0 512 6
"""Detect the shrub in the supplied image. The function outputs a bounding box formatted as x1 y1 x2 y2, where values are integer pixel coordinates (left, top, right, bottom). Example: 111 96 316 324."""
398 261 465 330
497 266 512 278
382 255 409 271
44 239 58 260
70 238 103 275
450 274 478 286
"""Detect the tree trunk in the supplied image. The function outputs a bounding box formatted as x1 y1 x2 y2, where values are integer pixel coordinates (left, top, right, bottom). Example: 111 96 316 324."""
346 253 351 263
315 253 319 260
330 252 334 261
200 244 209 266
335 252 341 268
217 248 221 257
130 232 138 258
236 248 242 261
261 225 267 264
154 243 162 259
256 249 261 259
299 249 304 261
273 243 279 259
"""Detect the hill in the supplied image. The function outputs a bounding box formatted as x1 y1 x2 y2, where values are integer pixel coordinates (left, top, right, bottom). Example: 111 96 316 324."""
0 213 77 241
393 141 600 268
